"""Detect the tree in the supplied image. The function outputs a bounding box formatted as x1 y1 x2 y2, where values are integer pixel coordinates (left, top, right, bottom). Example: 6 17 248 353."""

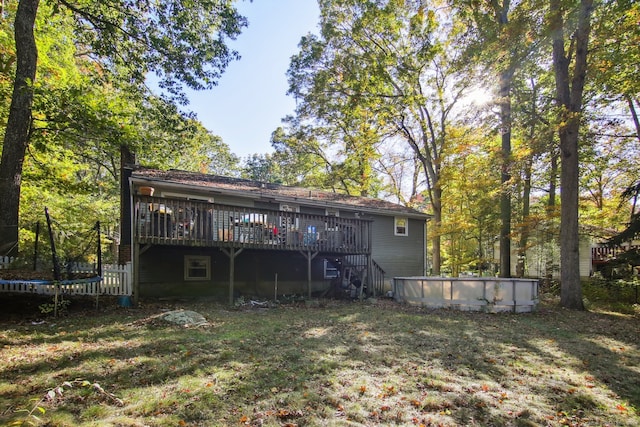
589 0 640 144
509 66 558 277
241 153 285 183
285 0 474 274
269 126 333 187
549 0 594 310
440 128 501 276
0 0 247 255
0 0 38 256
285 15 388 197
607 180 640 247
0 2 241 262
454 0 545 277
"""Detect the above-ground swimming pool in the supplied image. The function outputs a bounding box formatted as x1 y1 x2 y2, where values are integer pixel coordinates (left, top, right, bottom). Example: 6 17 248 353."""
393 277 539 313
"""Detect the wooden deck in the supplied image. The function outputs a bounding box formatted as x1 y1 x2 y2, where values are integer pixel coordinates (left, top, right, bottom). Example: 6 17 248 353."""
133 195 372 255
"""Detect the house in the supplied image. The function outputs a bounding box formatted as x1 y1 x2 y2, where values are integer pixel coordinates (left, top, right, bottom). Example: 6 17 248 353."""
121 167 430 303
507 238 594 278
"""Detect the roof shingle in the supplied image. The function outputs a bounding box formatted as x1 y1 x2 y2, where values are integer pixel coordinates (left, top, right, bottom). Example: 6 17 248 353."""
130 167 429 218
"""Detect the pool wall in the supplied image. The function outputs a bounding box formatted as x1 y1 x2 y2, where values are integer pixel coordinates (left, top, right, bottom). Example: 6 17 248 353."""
393 277 539 312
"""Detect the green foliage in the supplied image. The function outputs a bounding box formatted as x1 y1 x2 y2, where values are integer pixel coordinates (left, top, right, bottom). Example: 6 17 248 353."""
439 131 502 276
589 0 640 104
38 296 71 316
55 0 247 103
582 277 640 314
241 153 286 184
1 0 246 257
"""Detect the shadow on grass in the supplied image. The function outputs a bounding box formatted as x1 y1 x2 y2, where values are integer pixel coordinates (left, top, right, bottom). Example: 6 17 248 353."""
0 297 638 426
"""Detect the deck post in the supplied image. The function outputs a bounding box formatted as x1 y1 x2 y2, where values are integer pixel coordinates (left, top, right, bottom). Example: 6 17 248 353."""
221 247 243 306
367 222 373 297
366 254 373 299
132 242 139 304
300 250 318 299
229 249 235 306
308 250 312 299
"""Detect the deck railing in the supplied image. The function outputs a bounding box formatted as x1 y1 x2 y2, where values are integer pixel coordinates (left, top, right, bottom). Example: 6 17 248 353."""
342 254 386 296
134 195 372 254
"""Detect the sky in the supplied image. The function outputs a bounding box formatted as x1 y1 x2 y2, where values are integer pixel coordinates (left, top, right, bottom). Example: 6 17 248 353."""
185 0 320 159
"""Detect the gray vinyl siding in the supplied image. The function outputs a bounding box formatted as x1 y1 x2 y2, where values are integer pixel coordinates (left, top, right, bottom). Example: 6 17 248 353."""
371 215 425 282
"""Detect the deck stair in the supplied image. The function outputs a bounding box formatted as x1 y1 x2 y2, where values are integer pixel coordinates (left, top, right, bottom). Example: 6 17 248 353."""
321 255 386 298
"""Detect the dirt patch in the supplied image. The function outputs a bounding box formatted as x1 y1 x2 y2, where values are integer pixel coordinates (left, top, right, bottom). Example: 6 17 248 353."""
0 270 97 281
0 293 114 323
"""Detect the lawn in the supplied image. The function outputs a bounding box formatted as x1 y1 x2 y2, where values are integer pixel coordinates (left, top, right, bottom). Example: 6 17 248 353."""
0 294 638 426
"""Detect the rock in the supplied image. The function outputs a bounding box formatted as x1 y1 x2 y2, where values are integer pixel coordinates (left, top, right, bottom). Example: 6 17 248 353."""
159 310 209 327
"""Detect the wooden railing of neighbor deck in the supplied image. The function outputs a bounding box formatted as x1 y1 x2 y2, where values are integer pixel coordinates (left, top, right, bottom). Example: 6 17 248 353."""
133 195 372 255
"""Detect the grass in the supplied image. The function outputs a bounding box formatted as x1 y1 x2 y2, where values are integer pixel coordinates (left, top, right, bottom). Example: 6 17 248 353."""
0 292 638 426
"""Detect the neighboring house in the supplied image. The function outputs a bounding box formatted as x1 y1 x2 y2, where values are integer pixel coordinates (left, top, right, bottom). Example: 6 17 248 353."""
121 167 430 303
591 240 640 277
508 238 593 279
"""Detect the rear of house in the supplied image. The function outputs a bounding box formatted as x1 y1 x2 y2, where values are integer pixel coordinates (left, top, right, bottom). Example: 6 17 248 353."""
122 167 429 302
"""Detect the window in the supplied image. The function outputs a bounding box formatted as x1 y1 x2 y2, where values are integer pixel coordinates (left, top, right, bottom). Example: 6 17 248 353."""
324 258 340 279
184 255 211 280
394 217 408 236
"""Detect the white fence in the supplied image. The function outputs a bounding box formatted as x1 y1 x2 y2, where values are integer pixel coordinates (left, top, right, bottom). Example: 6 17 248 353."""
0 256 14 269
0 257 132 296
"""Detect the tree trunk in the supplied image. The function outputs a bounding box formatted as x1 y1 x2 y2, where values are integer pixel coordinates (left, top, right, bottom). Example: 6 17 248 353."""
499 67 514 278
431 186 442 275
0 0 40 256
627 95 640 144
516 80 538 278
516 158 532 277
548 150 558 208
550 0 593 310
491 0 514 278
118 145 136 265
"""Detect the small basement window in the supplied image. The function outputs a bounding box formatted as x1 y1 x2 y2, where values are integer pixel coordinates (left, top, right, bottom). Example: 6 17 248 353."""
394 217 408 236
324 258 340 279
184 255 211 281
